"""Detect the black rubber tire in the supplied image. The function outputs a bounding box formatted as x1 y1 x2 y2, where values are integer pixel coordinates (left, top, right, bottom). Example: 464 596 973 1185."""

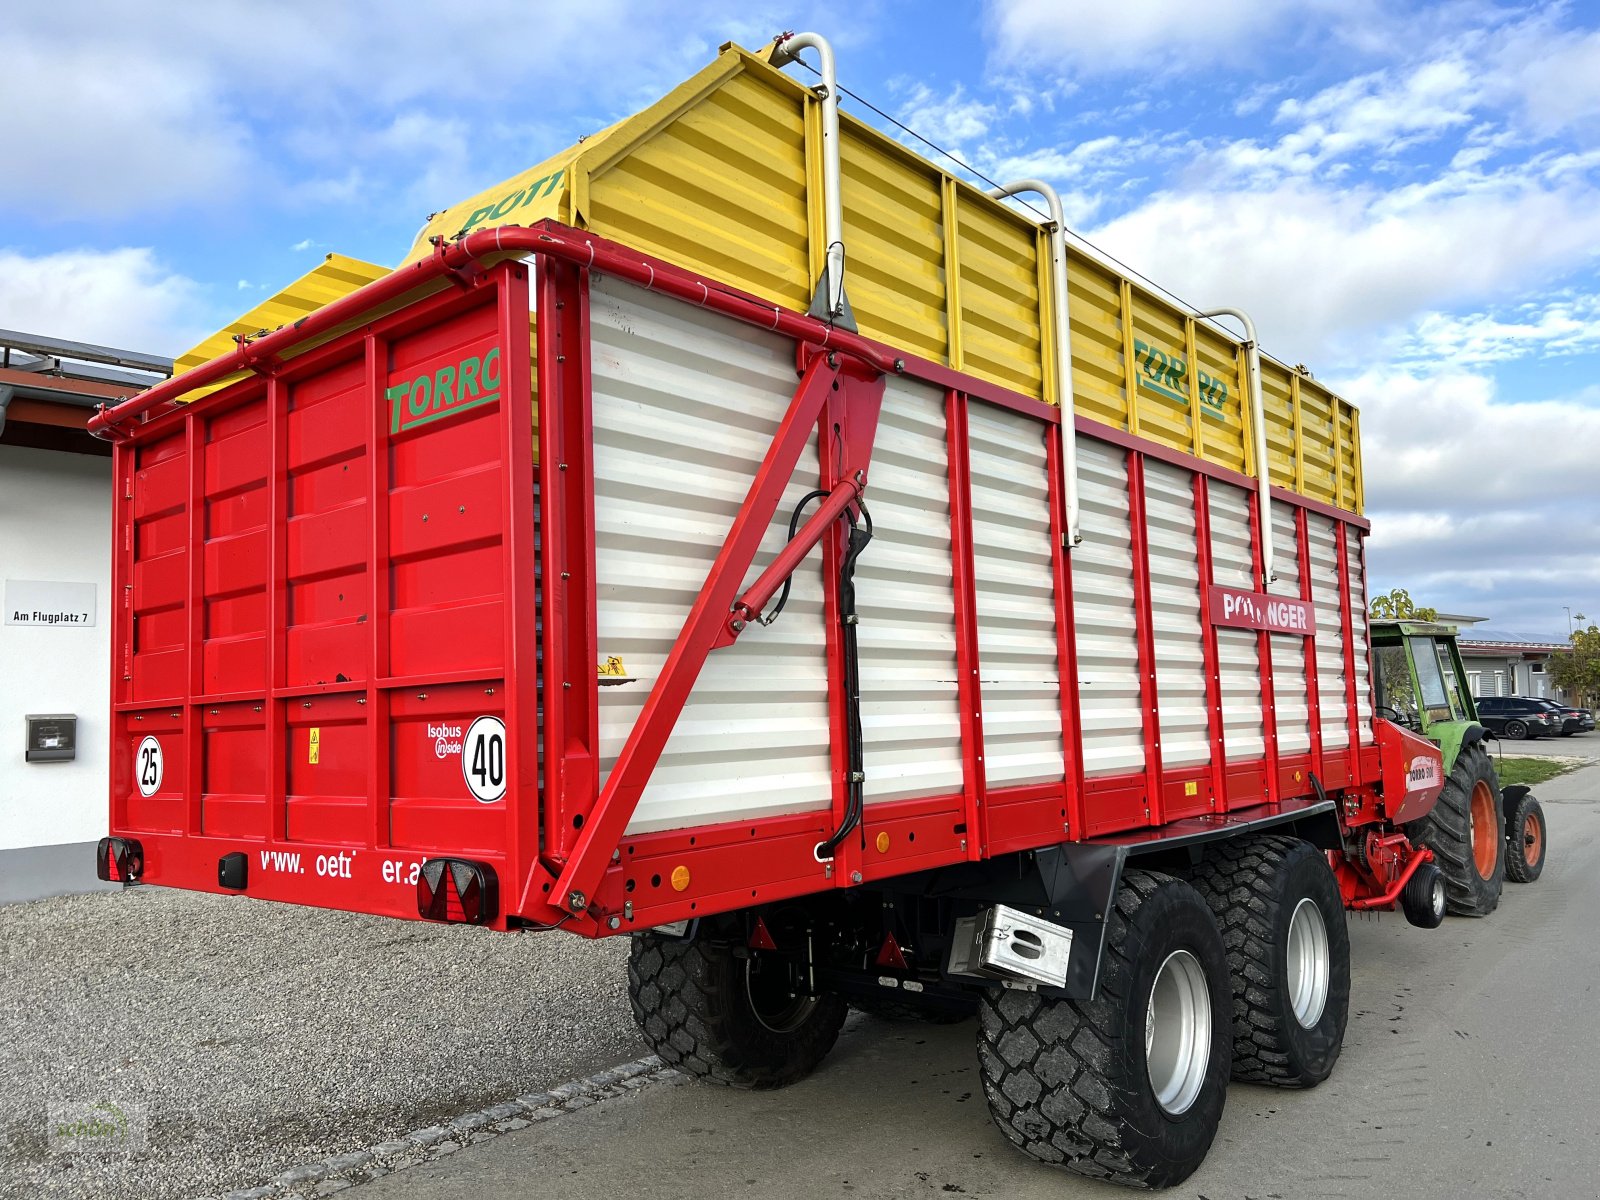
976 870 1230 1190
627 919 848 1090
1506 720 1528 740
851 991 976 1024
1400 861 1447 929
1408 741 1504 917
1189 835 1351 1088
1505 794 1547 884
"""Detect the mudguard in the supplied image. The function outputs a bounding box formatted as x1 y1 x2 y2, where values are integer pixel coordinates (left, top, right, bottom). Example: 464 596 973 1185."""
1374 717 1447 824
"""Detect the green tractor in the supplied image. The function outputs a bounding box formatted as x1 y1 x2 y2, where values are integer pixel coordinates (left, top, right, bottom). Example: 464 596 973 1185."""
1370 619 1547 916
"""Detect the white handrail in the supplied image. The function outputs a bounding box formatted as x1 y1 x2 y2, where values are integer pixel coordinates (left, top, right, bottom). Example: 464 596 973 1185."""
987 179 1080 547
1197 307 1274 587
771 32 849 324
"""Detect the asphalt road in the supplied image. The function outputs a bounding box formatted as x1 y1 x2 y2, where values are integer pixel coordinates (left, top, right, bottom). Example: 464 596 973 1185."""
353 762 1600 1200
1491 730 1597 761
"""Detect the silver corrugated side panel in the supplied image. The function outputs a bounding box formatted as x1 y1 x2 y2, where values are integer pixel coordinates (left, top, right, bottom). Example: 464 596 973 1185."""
1307 515 1350 750
589 275 833 835
966 403 1066 787
1269 504 1311 755
855 376 964 805
1143 459 1209 769
1073 438 1144 777
1208 480 1265 761
1347 534 1373 735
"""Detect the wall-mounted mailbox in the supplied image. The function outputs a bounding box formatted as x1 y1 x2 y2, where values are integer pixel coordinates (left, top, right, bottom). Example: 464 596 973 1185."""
25 714 76 762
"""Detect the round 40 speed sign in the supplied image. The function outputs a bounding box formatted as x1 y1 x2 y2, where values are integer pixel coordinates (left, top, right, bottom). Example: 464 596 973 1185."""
462 716 507 803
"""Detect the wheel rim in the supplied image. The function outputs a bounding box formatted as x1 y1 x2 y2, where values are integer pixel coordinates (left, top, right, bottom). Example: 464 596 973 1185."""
1285 897 1330 1028
1522 811 1544 868
1508 721 1525 738
744 959 817 1034
1145 950 1211 1116
1469 780 1498 880
1430 873 1446 918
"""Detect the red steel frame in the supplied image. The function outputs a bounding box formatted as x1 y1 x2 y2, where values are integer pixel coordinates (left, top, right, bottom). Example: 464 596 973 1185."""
95 221 1381 936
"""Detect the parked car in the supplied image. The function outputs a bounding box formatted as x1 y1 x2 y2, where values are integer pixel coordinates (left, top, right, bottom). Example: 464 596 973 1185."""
1534 698 1596 736
1473 695 1563 739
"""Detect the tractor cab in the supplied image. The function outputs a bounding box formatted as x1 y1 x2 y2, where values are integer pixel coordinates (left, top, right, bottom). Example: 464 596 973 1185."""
1369 619 1483 769
1370 617 1547 910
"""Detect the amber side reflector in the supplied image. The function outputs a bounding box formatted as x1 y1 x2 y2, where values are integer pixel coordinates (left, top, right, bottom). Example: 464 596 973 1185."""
96 837 144 884
417 859 498 925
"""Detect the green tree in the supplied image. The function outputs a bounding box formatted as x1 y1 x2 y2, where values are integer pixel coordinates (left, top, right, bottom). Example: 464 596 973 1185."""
1551 620 1600 711
1369 588 1438 621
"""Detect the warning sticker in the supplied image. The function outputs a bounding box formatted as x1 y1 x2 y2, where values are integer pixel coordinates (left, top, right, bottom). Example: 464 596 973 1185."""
308 727 320 765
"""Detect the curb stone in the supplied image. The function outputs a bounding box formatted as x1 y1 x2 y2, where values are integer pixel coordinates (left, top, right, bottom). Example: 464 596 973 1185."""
214 1055 675 1200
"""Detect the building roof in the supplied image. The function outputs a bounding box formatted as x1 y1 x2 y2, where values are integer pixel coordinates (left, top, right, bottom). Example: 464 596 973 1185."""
1458 638 1567 657
0 329 170 456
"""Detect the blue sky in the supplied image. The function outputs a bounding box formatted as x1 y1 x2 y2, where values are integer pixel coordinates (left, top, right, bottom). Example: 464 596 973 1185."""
4 1 1599 639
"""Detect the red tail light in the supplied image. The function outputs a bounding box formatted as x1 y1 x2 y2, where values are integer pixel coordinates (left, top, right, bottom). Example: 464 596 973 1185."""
417 859 498 925
96 837 144 883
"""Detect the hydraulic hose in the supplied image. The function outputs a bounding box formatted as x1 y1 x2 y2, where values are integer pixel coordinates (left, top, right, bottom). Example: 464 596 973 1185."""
817 498 873 861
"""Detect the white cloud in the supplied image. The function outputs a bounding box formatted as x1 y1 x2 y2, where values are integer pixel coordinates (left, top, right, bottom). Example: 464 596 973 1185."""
986 0 1304 75
896 84 998 150
1398 293 1600 366
1083 175 1600 363
1 1 875 222
0 247 209 356
1482 14 1600 137
0 40 248 216
1349 365 1600 635
1259 57 1476 172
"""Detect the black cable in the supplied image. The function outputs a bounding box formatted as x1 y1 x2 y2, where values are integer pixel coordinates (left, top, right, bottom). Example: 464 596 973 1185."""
817 496 873 861
764 489 829 627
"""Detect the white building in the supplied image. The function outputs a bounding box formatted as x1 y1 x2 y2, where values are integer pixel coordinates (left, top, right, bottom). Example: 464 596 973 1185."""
0 330 169 902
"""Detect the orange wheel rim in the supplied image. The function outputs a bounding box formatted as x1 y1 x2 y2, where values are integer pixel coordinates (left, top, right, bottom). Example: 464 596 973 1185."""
1522 812 1543 868
1470 781 1498 880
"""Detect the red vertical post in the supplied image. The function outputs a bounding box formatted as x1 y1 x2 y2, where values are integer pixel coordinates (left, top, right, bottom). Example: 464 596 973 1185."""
1045 423 1084 839
536 256 599 869
363 338 391 850
1193 476 1227 811
1298 507 1324 788
267 376 290 844
183 411 203 835
1336 521 1362 784
946 391 988 859
1126 452 1164 825
110 445 133 832
1249 490 1279 804
498 263 540 895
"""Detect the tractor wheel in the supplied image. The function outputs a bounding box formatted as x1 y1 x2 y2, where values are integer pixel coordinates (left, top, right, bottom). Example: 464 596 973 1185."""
1190 835 1351 1088
627 916 848 1090
1505 794 1547 884
852 990 976 1024
1505 719 1529 740
1408 741 1504 917
976 871 1230 1190
1400 861 1447 928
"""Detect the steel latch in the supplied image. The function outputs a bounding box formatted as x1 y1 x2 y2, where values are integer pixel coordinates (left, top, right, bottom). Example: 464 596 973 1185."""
947 904 1072 988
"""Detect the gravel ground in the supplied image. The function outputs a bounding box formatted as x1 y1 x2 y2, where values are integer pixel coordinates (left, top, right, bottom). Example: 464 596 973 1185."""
0 886 637 1200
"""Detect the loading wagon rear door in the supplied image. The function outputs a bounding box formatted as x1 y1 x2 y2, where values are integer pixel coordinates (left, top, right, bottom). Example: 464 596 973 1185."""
110 263 537 924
